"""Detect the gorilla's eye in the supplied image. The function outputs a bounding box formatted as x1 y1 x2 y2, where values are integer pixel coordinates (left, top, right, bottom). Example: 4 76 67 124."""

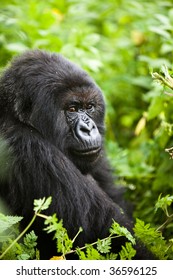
67 105 78 113
86 103 95 111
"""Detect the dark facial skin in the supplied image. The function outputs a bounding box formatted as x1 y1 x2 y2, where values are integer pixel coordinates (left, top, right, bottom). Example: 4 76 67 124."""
63 90 104 168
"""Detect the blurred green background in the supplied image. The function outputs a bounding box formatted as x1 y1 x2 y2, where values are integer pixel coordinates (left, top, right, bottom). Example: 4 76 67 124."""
1 0 173 234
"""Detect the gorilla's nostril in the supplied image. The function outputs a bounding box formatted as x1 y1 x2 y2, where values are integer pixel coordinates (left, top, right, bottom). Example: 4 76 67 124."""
80 126 90 135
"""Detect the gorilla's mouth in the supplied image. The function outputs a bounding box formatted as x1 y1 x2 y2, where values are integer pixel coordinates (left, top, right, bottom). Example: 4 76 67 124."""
73 147 101 157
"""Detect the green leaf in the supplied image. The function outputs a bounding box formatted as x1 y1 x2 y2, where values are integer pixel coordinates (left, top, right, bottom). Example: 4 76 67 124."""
119 242 136 260
155 194 173 216
18 253 30 260
76 248 87 260
0 213 23 234
23 230 37 249
147 96 164 120
155 194 173 212
97 238 112 253
33 197 52 213
134 219 160 243
110 221 136 245
85 245 103 260
44 214 73 255
134 219 168 259
152 64 173 90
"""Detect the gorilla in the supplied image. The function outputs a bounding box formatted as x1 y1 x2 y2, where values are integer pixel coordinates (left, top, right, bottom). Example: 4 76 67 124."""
0 50 153 259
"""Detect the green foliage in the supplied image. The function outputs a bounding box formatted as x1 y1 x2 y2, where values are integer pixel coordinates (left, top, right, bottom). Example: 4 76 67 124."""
110 221 136 245
0 198 140 260
1 197 173 259
152 65 173 90
155 194 173 215
119 242 136 260
43 215 137 260
75 221 136 260
0 213 22 242
18 231 38 260
97 238 112 254
44 214 73 257
134 218 173 259
77 245 104 260
0 197 52 259
1 230 39 260
0 212 38 260
0 200 120 259
33 196 52 212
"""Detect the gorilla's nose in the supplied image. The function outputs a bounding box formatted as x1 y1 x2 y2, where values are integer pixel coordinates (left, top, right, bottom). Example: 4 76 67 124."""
76 115 101 143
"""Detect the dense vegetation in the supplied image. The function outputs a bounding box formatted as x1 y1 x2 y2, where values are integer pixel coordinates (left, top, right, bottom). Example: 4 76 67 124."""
0 0 173 259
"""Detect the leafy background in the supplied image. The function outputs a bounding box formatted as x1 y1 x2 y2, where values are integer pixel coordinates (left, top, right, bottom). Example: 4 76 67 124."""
1 0 173 254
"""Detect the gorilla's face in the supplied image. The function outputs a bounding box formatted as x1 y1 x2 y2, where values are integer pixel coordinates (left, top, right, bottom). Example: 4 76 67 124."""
63 87 105 168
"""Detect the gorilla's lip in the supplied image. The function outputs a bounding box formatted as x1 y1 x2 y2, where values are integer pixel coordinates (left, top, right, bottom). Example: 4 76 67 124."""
73 147 101 156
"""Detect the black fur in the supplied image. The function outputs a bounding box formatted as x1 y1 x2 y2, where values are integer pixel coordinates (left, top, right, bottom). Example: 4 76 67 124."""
0 50 153 259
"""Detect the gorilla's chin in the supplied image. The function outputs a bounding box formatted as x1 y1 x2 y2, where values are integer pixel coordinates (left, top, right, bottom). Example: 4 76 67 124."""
70 147 101 173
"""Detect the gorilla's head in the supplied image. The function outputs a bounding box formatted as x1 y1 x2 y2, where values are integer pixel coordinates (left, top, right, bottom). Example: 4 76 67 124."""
0 50 105 171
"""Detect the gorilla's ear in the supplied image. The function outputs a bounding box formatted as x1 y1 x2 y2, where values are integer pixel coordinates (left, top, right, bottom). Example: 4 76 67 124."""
0 67 33 123
14 94 33 123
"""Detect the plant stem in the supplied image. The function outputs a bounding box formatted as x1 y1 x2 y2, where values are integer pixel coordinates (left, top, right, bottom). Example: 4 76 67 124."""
36 213 49 219
0 213 37 259
157 213 173 232
65 234 120 256
152 65 173 90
